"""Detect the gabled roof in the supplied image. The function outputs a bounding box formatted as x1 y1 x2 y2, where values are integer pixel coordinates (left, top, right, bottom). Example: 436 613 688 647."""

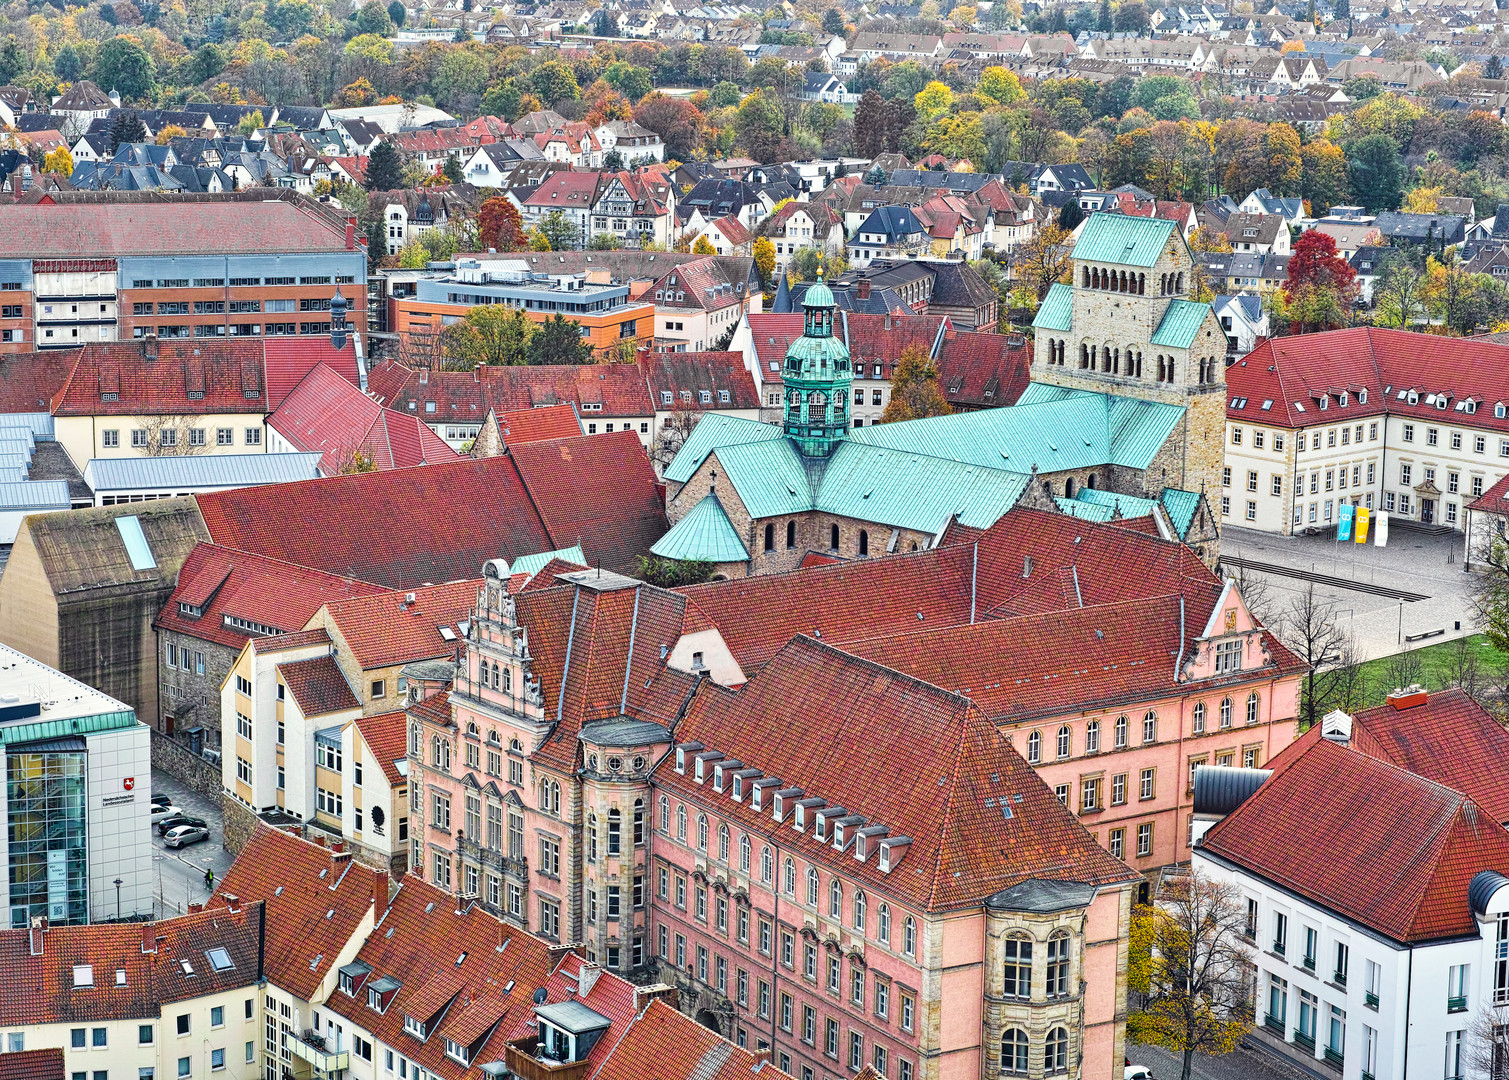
1200 737 1509 944
0 351 78 414
279 654 359 716
155 543 384 650
19 497 210 597
0 1050 63 1080
665 636 1137 911
641 351 760 411
1070 212 1178 268
366 361 654 418
495 402 583 445
51 340 267 417
353 709 408 788
594 1000 797 1080
262 337 362 409
651 492 749 562
315 579 480 671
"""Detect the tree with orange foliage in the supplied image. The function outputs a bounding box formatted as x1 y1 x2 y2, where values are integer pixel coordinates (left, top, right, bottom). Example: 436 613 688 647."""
478 197 529 252
1274 230 1357 334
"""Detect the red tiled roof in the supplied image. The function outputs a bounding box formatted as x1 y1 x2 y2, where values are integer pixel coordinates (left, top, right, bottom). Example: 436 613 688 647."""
0 351 78 413
155 543 384 651
520 170 602 207
262 337 361 409
666 636 1138 911
1469 471 1509 516
1201 738 1509 943
214 826 384 1000
595 1001 796 1080
1265 688 1509 825
319 875 554 1080
315 579 479 671
746 312 956 385
0 905 263 1027
279 654 359 716
640 351 760 411
709 214 751 246
936 329 1031 409
366 361 654 419
497 402 582 445
255 627 332 653
195 457 554 588
508 430 668 575
354 709 408 788
0 1049 64 1080
500 953 638 1073
0 198 358 258
51 340 267 416
648 256 747 313
268 363 459 473
1227 327 1509 431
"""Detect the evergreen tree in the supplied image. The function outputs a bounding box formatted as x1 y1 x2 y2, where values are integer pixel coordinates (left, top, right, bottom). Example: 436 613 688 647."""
364 141 403 191
526 314 595 364
53 43 84 82
365 219 387 272
387 0 406 26
822 7 846 33
1057 198 1085 231
1488 54 1505 79
862 164 888 186
1100 0 1113 31
108 111 148 152
442 155 463 184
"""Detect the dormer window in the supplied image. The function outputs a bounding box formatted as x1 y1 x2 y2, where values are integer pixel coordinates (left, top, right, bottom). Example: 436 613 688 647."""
1408 391 1419 405
403 1016 426 1041
1317 396 1327 410
444 1039 469 1065
1436 396 1448 410
1338 392 1348 406
1358 390 1367 404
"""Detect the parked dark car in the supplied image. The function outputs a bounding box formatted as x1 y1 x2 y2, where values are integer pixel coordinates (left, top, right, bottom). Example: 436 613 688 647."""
157 812 208 836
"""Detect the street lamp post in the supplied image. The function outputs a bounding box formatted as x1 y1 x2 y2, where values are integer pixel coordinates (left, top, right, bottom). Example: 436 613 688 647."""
113 878 122 921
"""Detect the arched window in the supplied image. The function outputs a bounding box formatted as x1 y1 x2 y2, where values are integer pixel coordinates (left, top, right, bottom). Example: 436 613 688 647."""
540 779 559 814
877 903 891 944
830 523 840 550
676 804 687 841
760 846 773 884
1047 932 1070 998
1219 697 1233 729
1247 691 1261 725
1065 477 1076 498
1085 719 1100 752
786 520 796 549
1082 266 1090 287
1046 1028 1069 1074
807 868 820 906
607 808 621 855
739 834 751 872
1143 710 1158 743
858 530 869 556
696 813 708 850
502 666 512 693
1056 725 1071 759
1003 935 1032 999
783 856 796 895
1115 714 1128 748
1026 730 1042 764
587 813 598 861
854 889 866 932
489 662 499 688
830 879 843 919
1192 701 1206 733
903 917 916 957
658 794 669 831
718 823 730 861
1000 1030 1029 1075
634 800 645 846
1079 343 1089 369
764 523 775 552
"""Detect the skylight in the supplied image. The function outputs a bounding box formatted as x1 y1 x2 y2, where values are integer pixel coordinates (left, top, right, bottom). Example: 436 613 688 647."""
206 948 234 972
116 516 157 571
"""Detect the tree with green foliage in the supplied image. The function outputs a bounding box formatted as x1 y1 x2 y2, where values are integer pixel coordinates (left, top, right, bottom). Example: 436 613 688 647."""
53 44 84 82
388 0 406 26
822 7 846 33
531 61 581 104
1341 73 1383 101
1057 198 1084 230
365 219 386 272
353 0 394 34
434 48 487 107
880 344 952 423
527 313 595 364
93 37 156 102
862 163 888 186
1100 0 1112 30
591 8 618 35
734 87 787 162
589 232 623 249
442 305 536 367
1113 0 1151 32
603 61 652 102
1128 74 1198 121
1487 54 1504 79
1128 870 1254 1080
709 80 742 108
634 555 714 588
364 141 403 192
1346 132 1404 211
481 80 522 120
536 210 580 251
107 111 148 151
0 36 24 86
442 155 464 184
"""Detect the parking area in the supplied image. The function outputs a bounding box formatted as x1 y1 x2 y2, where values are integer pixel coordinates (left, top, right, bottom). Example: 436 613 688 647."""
150 768 235 918
1130 1040 1314 1080
1221 523 1477 661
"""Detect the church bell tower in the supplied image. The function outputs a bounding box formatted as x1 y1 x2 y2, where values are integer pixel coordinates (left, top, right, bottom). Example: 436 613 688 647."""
781 271 852 458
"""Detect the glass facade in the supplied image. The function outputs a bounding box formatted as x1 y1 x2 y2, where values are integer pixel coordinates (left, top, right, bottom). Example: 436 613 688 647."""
7 749 88 926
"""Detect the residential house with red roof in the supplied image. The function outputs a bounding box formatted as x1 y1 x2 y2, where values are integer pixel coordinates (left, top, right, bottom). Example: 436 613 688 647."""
266 363 459 475
589 169 676 250
640 352 760 470
1224 327 1509 535
754 202 847 274
0 905 264 1080
467 402 582 456
1192 706 1509 1079
534 123 603 168
645 257 755 354
692 215 754 258
154 542 384 740
520 171 603 238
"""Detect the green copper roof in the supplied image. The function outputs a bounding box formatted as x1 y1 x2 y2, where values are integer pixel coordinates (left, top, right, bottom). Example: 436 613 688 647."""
1072 213 1178 269
664 413 785 485
651 493 750 563
1072 487 1157 518
1032 282 1074 332
0 710 139 746
1149 299 1214 349
510 544 587 576
803 276 835 309
814 442 1029 532
1161 488 1203 538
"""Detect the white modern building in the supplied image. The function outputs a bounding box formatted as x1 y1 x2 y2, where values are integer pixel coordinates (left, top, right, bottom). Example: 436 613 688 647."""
1193 699 1509 1080
0 642 152 926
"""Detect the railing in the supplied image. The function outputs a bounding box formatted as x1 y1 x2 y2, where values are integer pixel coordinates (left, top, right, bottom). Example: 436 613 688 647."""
1365 991 1379 1009
288 1031 349 1074
1264 1015 1285 1035
1273 941 1286 956
1323 1048 1344 1068
1362 1072 1376 1080
1300 956 1316 974
504 1038 591 1080
1448 995 1468 1012
1294 1031 1316 1053
1333 971 1347 986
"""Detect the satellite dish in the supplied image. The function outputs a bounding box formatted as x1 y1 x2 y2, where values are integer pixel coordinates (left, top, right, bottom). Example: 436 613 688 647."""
532 987 548 1004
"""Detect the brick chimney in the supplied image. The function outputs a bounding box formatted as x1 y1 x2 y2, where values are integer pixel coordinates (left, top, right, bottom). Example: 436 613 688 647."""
346 218 356 250
141 923 158 955
142 333 159 361
856 278 871 300
1387 684 1428 710
28 916 47 957
223 892 241 914
371 869 389 911
632 983 677 1011
576 961 601 998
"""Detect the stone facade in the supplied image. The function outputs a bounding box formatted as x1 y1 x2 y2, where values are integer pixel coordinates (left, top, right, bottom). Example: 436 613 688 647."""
158 629 238 744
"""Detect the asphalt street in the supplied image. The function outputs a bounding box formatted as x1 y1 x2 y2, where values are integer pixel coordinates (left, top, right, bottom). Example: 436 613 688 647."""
150 768 235 918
